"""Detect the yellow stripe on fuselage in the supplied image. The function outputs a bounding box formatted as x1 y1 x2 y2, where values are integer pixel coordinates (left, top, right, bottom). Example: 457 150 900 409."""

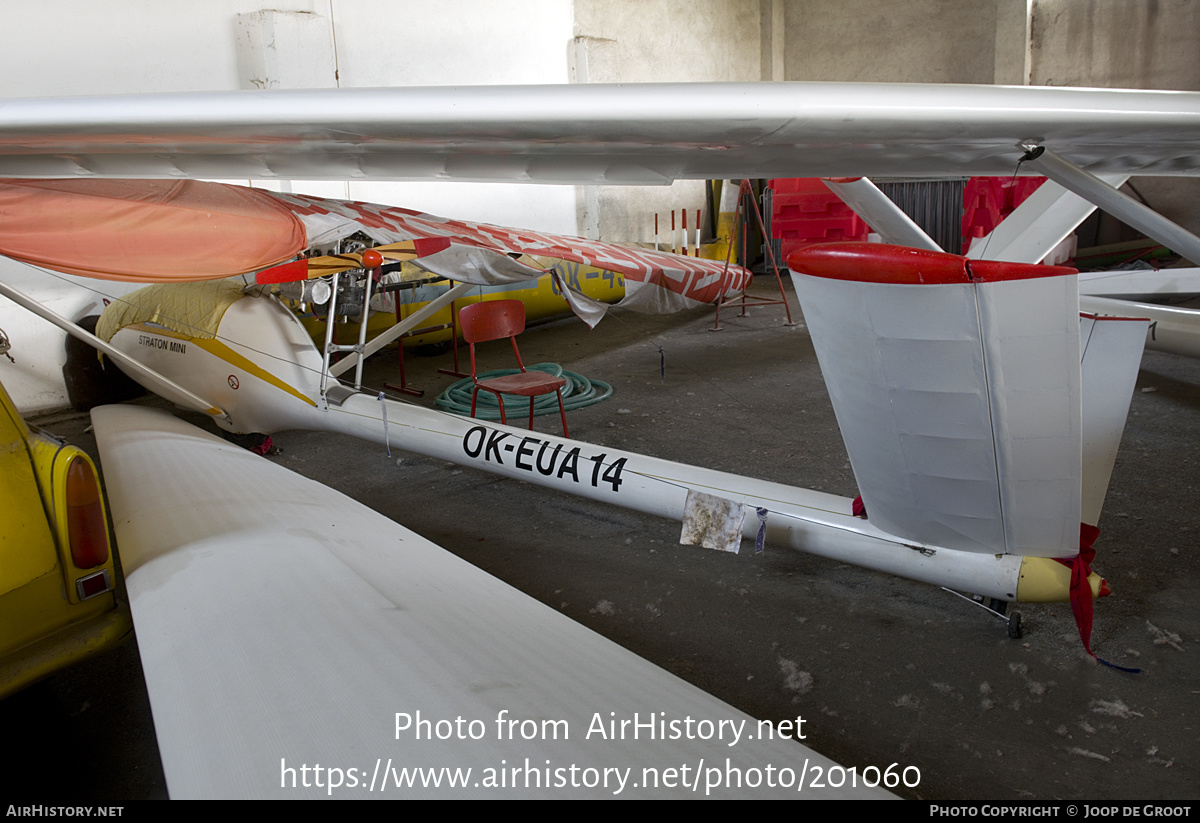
191 337 317 407
125 323 314 410
125 324 316 409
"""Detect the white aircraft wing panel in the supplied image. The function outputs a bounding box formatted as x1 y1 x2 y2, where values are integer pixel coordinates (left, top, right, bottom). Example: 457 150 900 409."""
1079 267 1200 301
92 405 880 799
3 83 1200 183
1079 313 1150 527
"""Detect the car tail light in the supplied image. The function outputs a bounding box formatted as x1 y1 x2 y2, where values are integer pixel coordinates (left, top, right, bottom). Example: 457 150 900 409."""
65 456 109 569
76 569 113 600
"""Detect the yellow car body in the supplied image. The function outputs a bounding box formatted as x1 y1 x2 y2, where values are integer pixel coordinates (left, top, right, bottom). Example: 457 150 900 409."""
0 374 130 699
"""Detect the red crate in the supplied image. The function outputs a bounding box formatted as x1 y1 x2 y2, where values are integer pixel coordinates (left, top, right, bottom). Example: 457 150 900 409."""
962 176 1046 252
770 178 870 261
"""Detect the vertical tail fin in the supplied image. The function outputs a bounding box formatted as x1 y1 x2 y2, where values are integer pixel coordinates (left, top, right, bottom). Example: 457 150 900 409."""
789 243 1081 557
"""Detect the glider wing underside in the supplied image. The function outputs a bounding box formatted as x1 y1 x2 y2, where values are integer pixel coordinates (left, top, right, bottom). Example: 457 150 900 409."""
0 83 1198 182
92 404 884 799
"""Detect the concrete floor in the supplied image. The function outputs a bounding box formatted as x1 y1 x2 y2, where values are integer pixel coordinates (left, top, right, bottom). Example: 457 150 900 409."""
7 277 1199 800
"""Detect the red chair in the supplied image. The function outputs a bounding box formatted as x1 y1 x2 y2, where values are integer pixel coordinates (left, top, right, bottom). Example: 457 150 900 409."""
458 300 570 437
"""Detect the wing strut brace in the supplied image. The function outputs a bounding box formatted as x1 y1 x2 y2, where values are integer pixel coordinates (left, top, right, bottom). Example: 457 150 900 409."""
1021 145 1200 266
328 280 477 381
821 177 942 251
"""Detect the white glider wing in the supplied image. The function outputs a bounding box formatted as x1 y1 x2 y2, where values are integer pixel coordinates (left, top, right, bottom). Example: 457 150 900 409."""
92 405 880 799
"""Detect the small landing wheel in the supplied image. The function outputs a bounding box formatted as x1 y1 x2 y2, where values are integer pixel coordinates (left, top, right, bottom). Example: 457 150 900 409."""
945 589 1024 638
1007 611 1023 639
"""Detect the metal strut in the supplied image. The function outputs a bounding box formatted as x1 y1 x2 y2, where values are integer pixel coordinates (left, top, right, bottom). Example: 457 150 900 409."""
1021 145 1200 266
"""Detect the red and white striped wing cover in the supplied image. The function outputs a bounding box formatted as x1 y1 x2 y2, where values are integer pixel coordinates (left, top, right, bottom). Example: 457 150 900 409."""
273 191 749 317
0 178 750 321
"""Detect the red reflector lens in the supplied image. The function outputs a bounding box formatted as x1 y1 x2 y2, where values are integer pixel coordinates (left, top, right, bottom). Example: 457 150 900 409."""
76 570 112 600
65 457 109 569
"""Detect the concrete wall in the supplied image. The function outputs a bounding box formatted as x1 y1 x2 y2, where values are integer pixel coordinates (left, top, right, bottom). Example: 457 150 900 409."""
1030 0 1200 240
570 0 764 247
783 0 1025 84
1 0 283 97
572 0 761 83
0 1 270 409
325 1 577 234
225 2 579 233
1031 0 1200 90
780 0 1199 91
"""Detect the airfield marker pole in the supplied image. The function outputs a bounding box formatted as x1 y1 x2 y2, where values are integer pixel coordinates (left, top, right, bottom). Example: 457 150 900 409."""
737 181 753 321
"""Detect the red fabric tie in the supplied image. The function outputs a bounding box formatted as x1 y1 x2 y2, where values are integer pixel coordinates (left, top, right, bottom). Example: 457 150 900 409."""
1065 523 1102 658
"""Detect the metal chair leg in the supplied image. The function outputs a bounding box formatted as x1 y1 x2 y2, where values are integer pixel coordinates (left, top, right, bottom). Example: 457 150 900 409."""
556 390 569 438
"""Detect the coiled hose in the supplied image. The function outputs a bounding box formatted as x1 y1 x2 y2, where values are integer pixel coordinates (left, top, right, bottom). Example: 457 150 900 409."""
434 362 613 420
